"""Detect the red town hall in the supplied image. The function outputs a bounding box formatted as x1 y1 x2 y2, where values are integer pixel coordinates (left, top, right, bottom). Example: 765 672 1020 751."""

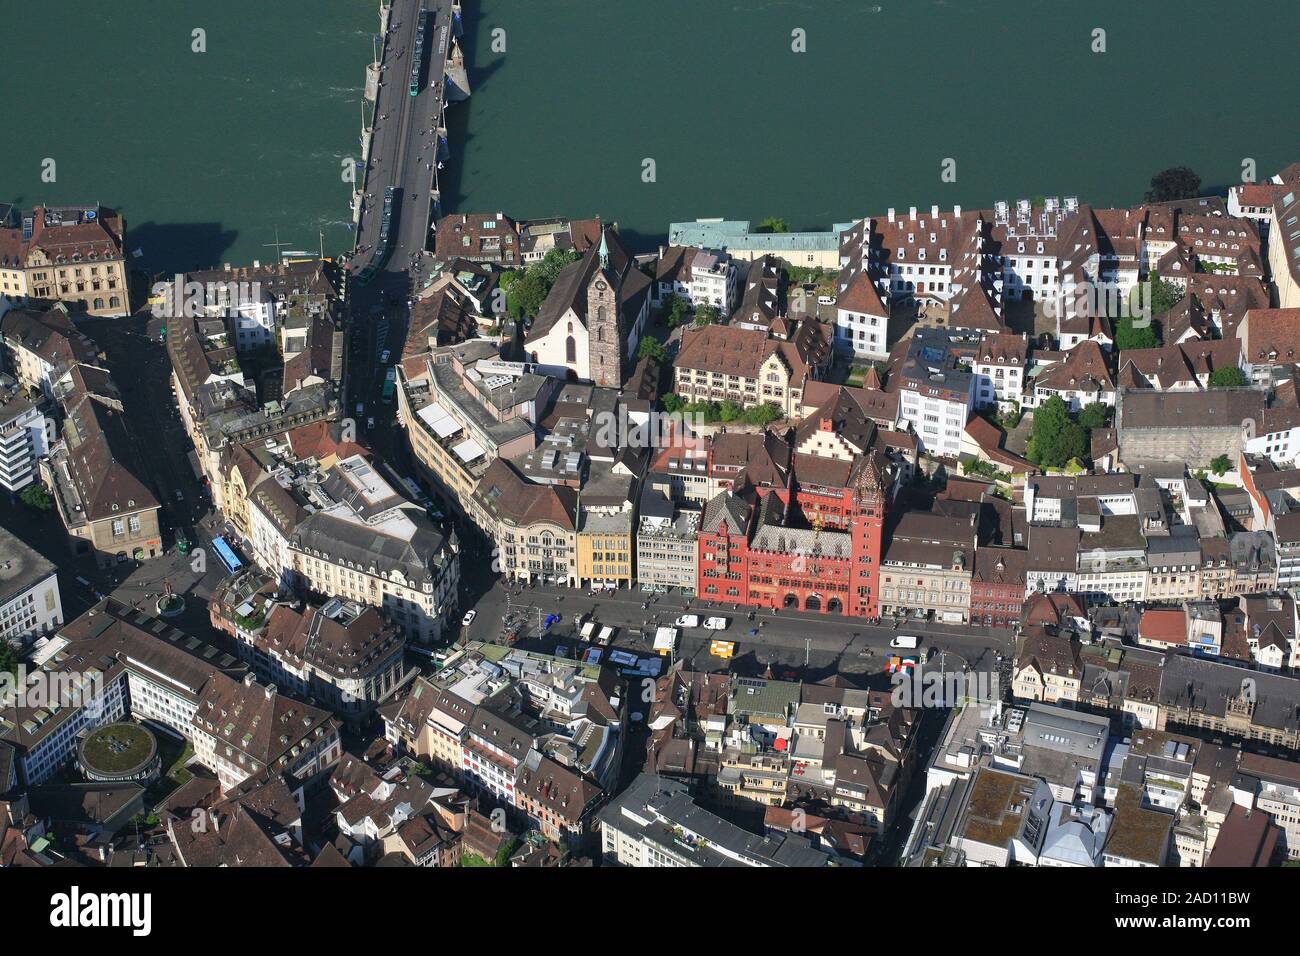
696 394 899 619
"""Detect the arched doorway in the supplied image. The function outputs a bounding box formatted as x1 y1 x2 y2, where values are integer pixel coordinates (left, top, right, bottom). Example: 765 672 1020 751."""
783 593 798 608
805 594 821 612
827 598 842 613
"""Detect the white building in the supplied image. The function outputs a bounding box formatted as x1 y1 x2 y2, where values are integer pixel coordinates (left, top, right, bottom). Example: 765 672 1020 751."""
0 389 52 492
597 772 829 867
686 248 737 314
896 329 978 459
0 526 62 648
972 332 1028 411
833 270 890 361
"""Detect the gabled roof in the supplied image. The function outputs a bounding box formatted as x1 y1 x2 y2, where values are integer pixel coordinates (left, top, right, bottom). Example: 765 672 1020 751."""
837 270 888 317
475 457 577 530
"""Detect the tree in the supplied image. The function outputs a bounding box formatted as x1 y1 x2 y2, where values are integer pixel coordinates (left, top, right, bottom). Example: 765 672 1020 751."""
637 337 667 363
1210 366 1246 387
533 248 580 287
741 403 783 426
1115 313 1159 351
0 641 18 680
718 400 743 423
1145 167 1202 203
507 270 549 318
1147 273 1184 316
1079 403 1109 430
1027 396 1088 468
694 305 719 327
664 294 689 329
19 483 52 511
1210 454 1232 477
661 393 685 413
757 217 789 234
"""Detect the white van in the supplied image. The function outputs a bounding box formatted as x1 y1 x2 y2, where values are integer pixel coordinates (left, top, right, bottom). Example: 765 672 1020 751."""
890 635 920 649
703 617 729 631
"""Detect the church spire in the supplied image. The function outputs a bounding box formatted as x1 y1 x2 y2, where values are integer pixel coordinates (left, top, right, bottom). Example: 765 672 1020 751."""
598 229 610 271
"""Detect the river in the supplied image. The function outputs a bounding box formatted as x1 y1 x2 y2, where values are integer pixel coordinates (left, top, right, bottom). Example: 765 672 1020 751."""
3 0 1297 271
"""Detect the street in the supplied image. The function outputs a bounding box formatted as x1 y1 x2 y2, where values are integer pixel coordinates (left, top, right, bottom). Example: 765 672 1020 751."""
347 0 456 421
459 577 1015 684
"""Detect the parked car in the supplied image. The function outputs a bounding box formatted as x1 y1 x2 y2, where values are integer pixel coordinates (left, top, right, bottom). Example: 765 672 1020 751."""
461 609 477 627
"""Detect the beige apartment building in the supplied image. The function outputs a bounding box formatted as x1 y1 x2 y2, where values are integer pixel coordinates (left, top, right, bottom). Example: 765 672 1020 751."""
1013 632 1083 704
1271 186 1300 308
397 344 542 517
0 302 101 396
472 458 579 587
42 365 162 567
672 322 829 419
0 205 129 316
878 511 977 624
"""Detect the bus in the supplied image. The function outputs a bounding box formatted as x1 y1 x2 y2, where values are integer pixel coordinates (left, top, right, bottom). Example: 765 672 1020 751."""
382 367 396 402
211 536 243 576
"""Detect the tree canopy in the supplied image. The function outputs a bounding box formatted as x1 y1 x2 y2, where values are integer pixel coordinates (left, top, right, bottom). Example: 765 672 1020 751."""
694 305 719 327
504 248 581 318
1078 403 1109 430
0 641 19 680
1147 274 1185 316
1145 166 1202 203
18 483 52 511
637 337 668 363
1209 366 1246 387
1115 313 1160 351
1027 396 1088 468
664 293 689 329
757 217 789 234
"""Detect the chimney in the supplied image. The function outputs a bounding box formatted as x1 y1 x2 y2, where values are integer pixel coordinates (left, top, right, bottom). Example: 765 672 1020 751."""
909 206 917 220
954 205 962 217
931 205 939 218
265 683 277 699
887 208 896 223
243 673 257 687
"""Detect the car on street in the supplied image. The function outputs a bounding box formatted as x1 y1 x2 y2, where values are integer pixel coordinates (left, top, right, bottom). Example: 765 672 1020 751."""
704 616 729 630
461 609 477 627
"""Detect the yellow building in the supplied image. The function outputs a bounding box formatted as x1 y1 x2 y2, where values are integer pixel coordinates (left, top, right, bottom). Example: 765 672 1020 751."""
1271 187 1300 308
576 511 633 590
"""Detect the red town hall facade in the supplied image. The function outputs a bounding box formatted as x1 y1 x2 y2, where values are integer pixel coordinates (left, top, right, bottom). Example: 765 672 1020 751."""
697 411 895 619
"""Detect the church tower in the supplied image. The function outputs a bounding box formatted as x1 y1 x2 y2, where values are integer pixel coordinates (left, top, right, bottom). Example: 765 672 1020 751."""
586 230 623 387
